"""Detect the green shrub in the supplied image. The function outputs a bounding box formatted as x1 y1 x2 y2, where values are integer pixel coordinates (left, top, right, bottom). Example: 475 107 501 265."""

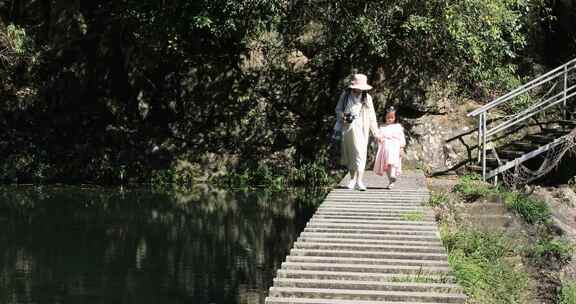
214 160 338 191
453 174 496 201
560 280 576 304
429 192 449 207
289 161 334 188
502 191 550 224
150 160 204 189
443 228 529 303
0 23 33 65
530 238 573 266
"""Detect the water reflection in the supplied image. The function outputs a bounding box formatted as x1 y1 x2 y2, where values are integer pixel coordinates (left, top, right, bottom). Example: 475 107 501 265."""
0 185 325 304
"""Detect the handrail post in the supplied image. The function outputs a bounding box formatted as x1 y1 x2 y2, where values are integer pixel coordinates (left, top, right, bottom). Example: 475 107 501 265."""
481 112 487 181
477 116 482 163
564 64 568 119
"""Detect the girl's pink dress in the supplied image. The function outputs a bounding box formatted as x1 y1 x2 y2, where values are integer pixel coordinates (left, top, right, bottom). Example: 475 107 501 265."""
374 123 406 176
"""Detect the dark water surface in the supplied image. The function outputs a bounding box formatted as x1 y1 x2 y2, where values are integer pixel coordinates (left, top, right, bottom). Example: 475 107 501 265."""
0 185 324 304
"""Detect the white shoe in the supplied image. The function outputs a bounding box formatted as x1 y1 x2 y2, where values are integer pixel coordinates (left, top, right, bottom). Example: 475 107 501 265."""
387 182 395 189
347 180 356 189
357 182 367 191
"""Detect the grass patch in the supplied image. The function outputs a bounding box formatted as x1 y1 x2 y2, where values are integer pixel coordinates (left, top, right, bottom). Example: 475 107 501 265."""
560 280 576 304
428 192 448 207
452 174 497 201
442 227 530 303
400 211 425 221
501 191 551 225
529 238 573 266
452 174 551 225
389 274 451 284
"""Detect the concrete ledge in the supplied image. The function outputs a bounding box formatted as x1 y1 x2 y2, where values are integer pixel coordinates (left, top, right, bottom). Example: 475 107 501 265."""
289 249 448 260
268 287 467 303
285 256 449 267
266 296 454 304
275 269 456 283
299 232 440 241
303 228 440 236
273 278 463 293
297 237 442 247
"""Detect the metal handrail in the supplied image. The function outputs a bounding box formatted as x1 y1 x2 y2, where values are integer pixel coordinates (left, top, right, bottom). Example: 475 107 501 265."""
487 84 576 137
468 58 576 117
467 58 576 181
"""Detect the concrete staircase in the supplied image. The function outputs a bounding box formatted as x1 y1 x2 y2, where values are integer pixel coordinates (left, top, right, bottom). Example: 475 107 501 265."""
265 171 467 304
468 118 576 179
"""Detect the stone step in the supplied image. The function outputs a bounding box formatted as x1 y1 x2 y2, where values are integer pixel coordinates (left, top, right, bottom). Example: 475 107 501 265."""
323 200 426 205
316 209 429 215
317 207 428 212
316 210 435 216
267 171 464 304
297 237 443 247
285 256 449 267
325 198 430 202
322 201 426 206
325 195 428 199
332 189 429 193
526 134 556 144
306 222 438 231
557 119 576 127
290 249 448 261
303 228 439 236
314 214 435 221
293 242 445 253
268 287 467 303
332 192 429 196
299 232 441 242
329 191 430 195
541 127 571 135
309 218 435 225
266 296 454 304
281 262 452 275
273 278 462 293
315 213 435 220
325 197 430 202
322 202 425 208
275 269 456 284
323 200 425 204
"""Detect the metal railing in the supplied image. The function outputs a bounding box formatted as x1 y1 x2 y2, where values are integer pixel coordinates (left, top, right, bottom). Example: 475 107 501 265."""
467 58 576 181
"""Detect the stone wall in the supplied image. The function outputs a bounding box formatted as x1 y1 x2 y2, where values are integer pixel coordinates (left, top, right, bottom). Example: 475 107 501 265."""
402 102 479 175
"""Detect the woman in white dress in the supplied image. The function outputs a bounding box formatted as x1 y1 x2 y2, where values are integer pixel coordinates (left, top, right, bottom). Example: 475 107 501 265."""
335 74 380 191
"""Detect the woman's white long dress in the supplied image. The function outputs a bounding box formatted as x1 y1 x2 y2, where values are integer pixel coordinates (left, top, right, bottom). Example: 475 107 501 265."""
335 91 379 172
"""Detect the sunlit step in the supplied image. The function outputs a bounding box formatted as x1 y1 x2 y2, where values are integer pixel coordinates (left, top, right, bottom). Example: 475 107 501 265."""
275 269 456 283
292 242 445 253
303 228 439 236
309 218 435 225
299 232 440 242
285 256 449 267
273 278 462 293
268 287 467 303
280 262 452 275
290 249 448 260
296 237 443 247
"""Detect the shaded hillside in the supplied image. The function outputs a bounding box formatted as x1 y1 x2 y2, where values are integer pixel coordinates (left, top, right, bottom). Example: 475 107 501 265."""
0 0 572 185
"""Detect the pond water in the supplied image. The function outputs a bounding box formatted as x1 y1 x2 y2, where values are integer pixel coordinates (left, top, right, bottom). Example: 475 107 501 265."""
0 185 324 304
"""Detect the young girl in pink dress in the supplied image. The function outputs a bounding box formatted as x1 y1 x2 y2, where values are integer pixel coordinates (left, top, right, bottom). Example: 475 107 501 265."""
374 107 406 189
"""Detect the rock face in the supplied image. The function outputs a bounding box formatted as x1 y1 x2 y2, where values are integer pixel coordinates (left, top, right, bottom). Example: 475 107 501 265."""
402 102 479 175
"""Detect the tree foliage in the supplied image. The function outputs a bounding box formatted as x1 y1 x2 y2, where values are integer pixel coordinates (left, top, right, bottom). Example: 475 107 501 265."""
0 0 567 184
